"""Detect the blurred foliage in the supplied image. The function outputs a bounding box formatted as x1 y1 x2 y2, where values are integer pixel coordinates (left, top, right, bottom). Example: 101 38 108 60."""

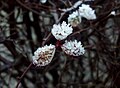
0 0 120 88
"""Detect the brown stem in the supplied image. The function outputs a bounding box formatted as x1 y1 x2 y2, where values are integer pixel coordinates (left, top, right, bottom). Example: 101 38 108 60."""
16 62 33 88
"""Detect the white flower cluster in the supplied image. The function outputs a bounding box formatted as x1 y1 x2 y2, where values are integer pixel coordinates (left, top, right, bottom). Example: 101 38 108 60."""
51 21 73 40
79 4 96 20
68 11 81 27
32 3 93 67
61 40 85 56
32 44 55 66
68 4 96 26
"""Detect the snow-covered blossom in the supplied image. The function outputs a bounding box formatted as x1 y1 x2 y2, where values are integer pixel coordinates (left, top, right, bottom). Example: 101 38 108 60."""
68 11 81 27
32 44 55 66
51 21 73 40
61 40 85 56
79 4 96 20
40 0 47 3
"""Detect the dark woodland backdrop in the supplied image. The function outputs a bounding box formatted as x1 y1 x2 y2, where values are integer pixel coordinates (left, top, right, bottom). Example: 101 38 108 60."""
0 0 120 88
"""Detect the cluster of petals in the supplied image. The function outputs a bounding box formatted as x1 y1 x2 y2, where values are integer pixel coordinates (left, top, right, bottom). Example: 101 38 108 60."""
78 4 96 20
51 21 73 40
68 11 81 27
67 4 96 27
32 44 55 66
61 40 85 56
32 4 96 66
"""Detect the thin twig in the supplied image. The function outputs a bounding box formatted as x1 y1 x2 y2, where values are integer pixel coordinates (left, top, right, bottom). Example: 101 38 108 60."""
59 1 83 12
16 62 33 88
16 0 51 17
70 28 88 37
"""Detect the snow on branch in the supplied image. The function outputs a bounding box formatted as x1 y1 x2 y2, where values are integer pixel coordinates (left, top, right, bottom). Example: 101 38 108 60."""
59 1 83 12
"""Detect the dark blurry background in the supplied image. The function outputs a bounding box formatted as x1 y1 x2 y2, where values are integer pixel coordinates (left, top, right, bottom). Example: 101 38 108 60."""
0 0 120 88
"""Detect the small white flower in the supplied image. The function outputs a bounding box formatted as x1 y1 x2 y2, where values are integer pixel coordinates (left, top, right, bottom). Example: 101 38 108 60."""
61 40 85 56
51 21 73 40
68 11 81 27
79 4 96 20
110 11 116 16
32 44 55 66
40 0 47 3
